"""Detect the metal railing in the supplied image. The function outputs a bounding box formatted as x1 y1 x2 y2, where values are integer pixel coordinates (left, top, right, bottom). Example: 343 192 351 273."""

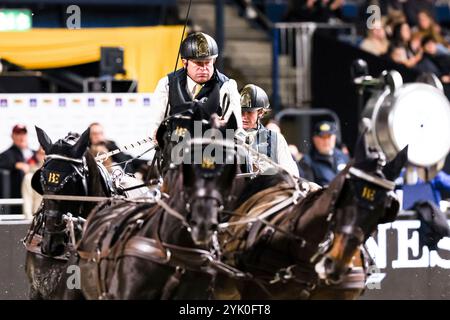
272 22 357 110
0 199 24 205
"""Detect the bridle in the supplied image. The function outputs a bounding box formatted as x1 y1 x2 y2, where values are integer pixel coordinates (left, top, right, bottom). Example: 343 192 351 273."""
182 137 237 221
312 163 397 271
38 152 90 255
40 154 89 201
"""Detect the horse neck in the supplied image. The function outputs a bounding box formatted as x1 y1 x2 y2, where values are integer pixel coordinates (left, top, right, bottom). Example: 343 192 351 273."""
230 172 292 210
160 168 178 194
292 170 349 253
142 166 194 245
84 152 108 216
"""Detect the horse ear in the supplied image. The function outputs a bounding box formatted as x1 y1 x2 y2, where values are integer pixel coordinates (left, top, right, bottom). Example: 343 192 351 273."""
72 128 90 158
383 145 408 181
353 132 368 165
156 124 167 150
35 126 53 154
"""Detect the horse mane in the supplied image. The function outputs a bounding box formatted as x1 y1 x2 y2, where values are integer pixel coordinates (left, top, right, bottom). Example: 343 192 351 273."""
84 151 109 216
236 171 293 206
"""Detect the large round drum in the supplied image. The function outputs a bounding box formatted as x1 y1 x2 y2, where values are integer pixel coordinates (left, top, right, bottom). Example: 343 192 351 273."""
363 83 450 167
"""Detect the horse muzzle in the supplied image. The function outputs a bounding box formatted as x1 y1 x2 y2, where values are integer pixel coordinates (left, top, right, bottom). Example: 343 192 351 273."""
315 231 362 285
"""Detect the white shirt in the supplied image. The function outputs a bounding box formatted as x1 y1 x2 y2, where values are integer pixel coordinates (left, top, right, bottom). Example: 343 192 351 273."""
187 75 201 99
149 72 243 136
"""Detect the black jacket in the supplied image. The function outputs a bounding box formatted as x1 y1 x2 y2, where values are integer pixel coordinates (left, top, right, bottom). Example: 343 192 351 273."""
300 147 349 186
0 145 35 198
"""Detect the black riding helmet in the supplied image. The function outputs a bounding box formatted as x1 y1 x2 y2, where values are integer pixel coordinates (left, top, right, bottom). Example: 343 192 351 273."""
240 84 270 111
180 32 219 60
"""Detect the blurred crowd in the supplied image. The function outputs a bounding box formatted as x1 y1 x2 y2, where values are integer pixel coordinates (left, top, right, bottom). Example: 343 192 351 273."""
359 2 450 84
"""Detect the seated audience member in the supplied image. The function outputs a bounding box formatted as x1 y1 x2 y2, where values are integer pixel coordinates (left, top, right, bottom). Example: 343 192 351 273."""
21 147 45 219
404 0 434 27
0 124 37 214
89 122 147 174
300 121 349 186
360 19 390 56
388 43 421 68
391 22 423 66
413 10 450 54
416 36 450 83
89 142 113 172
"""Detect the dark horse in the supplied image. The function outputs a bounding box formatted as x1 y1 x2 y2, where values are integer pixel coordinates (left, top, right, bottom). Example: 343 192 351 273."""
24 127 112 299
216 135 407 299
76 111 239 299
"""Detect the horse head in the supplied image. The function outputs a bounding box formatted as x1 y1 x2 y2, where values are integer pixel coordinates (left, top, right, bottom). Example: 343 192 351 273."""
314 134 407 284
179 110 238 246
156 77 222 177
32 127 98 257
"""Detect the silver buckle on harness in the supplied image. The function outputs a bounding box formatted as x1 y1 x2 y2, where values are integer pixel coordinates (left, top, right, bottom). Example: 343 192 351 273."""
270 265 294 284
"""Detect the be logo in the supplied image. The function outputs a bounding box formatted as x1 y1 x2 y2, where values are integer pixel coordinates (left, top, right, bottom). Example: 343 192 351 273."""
48 172 60 184
66 5 81 29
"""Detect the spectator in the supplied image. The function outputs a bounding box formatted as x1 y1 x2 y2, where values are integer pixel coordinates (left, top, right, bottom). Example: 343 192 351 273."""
284 0 344 23
391 22 423 66
412 9 450 54
288 144 313 180
360 0 404 34
388 42 422 68
404 0 435 27
360 19 390 56
299 121 349 186
388 43 409 65
237 0 258 20
416 36 450 83
89 142 113 172
0 124 37 214
89 122 146 174
410 32 423 55
21 147 45 219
